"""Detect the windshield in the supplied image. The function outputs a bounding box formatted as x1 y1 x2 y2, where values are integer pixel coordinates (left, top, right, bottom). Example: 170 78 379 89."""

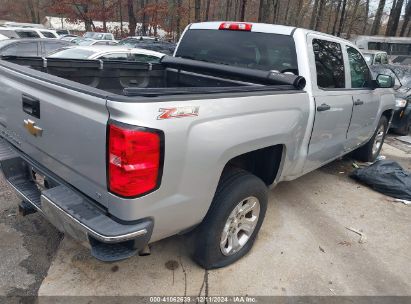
363 54 374 65
176 29 298 73
78 39 95 46
48 48 96 59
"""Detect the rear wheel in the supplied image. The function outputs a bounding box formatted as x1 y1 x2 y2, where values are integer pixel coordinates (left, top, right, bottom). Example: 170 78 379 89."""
353 116 388 162
192 169 268 269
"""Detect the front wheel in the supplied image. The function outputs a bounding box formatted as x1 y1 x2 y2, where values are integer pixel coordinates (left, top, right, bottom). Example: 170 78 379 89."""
353 116 388 162
192 169 268 269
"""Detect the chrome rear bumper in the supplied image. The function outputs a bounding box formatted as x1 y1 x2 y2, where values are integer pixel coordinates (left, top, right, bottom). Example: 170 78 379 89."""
0 138 153 261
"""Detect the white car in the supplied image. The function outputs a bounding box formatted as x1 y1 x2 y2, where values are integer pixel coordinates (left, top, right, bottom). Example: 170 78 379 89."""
77 38 118 46
0 27 58 39
47 45 165 63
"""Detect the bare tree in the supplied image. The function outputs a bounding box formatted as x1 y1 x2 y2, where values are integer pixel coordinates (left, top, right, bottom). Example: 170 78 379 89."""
194 0 201 22
310 0 320 29
205 0 211 21
127 0 136 36
386 0 405 36
400 0 411 36
314 0 327 30
332 0 342 35
370 0 386 35
336 0 347 36
239 0 247 21
362 0 370 33
346 0 360 38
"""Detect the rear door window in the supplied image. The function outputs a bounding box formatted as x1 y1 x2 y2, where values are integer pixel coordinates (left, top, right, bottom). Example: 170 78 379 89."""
43 42 68 55
175 29 298 74
2 42 39 56
312 39 345 89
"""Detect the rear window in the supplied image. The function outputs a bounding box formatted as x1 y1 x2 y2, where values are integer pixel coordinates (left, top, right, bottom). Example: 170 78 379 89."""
41 31 57 38
175 29 298 74
16 30 40 38
48 48 96 59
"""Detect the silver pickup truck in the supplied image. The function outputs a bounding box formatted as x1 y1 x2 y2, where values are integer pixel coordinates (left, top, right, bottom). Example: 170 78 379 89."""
0 22 395 269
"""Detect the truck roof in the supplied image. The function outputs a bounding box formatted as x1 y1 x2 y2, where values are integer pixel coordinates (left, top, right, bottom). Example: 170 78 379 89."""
188 22 353 45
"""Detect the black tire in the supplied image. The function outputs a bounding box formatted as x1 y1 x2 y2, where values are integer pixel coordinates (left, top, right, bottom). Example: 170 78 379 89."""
392 119 411 136
192 168 268 270
353 115 388 162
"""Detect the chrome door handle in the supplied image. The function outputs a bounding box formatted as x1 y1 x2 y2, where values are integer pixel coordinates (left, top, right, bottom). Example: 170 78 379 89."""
317 103 331 112
354 99 364 106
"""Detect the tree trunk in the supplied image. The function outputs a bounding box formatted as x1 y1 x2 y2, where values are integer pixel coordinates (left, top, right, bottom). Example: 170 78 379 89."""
362 0 370 34
140 0 147 36
332 0 342 35
310 0 320 29
194 0 201 22
400 0 411 36
258 0 264 22
205 0 211 21
370 0 386 35
119 0 124 36
336 0 347 36
346 0 360 38
272 0 279 24
176 0 182 40
127 0 137 36
294 0 306 26
239 0 247 21
154 0 158 36
225 0 232 20
386 0 405 36
314 0 326 31
284 0 291 25
102 0 107 32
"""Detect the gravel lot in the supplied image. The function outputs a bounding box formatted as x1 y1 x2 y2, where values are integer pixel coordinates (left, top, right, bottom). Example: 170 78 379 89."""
0 138 410 297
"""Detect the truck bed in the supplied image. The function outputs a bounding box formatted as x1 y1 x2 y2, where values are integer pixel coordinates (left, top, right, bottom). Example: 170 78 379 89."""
0 56 305 97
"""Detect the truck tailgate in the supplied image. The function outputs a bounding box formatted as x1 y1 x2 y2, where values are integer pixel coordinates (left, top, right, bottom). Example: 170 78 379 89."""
0 62 110 208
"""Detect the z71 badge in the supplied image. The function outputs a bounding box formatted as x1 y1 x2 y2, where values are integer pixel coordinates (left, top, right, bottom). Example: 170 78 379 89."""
157 106 199 120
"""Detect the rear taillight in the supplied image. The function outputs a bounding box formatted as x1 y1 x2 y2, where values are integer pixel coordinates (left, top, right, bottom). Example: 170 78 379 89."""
219 22 252 31
108 123 163 198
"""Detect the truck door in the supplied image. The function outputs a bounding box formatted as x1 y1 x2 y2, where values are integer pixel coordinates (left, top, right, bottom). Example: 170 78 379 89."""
346 46 380 147
305 37 353 171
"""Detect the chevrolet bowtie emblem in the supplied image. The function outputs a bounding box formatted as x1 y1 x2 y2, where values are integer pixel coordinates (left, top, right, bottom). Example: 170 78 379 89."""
24 119 43 137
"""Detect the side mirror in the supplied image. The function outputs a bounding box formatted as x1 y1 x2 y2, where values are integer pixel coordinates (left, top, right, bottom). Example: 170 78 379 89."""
376 74 394 88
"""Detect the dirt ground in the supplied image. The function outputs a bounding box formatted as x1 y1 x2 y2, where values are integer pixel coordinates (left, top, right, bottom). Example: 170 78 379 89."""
0 137 410 297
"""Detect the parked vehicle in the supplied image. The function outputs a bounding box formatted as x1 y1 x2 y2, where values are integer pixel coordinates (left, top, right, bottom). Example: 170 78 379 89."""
371 64 411 135
362 50 389 65
0 33 7 41
77 38 118 46
0 22 395 269
118 37 176 55
59 35 79 43
0 28 39 39
48 46 165 62
0 38 70 57
83 32 115 41
0 27 58 39
392 55 411 66
56 29 71 37
0 21 45 29
352 35 411 60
